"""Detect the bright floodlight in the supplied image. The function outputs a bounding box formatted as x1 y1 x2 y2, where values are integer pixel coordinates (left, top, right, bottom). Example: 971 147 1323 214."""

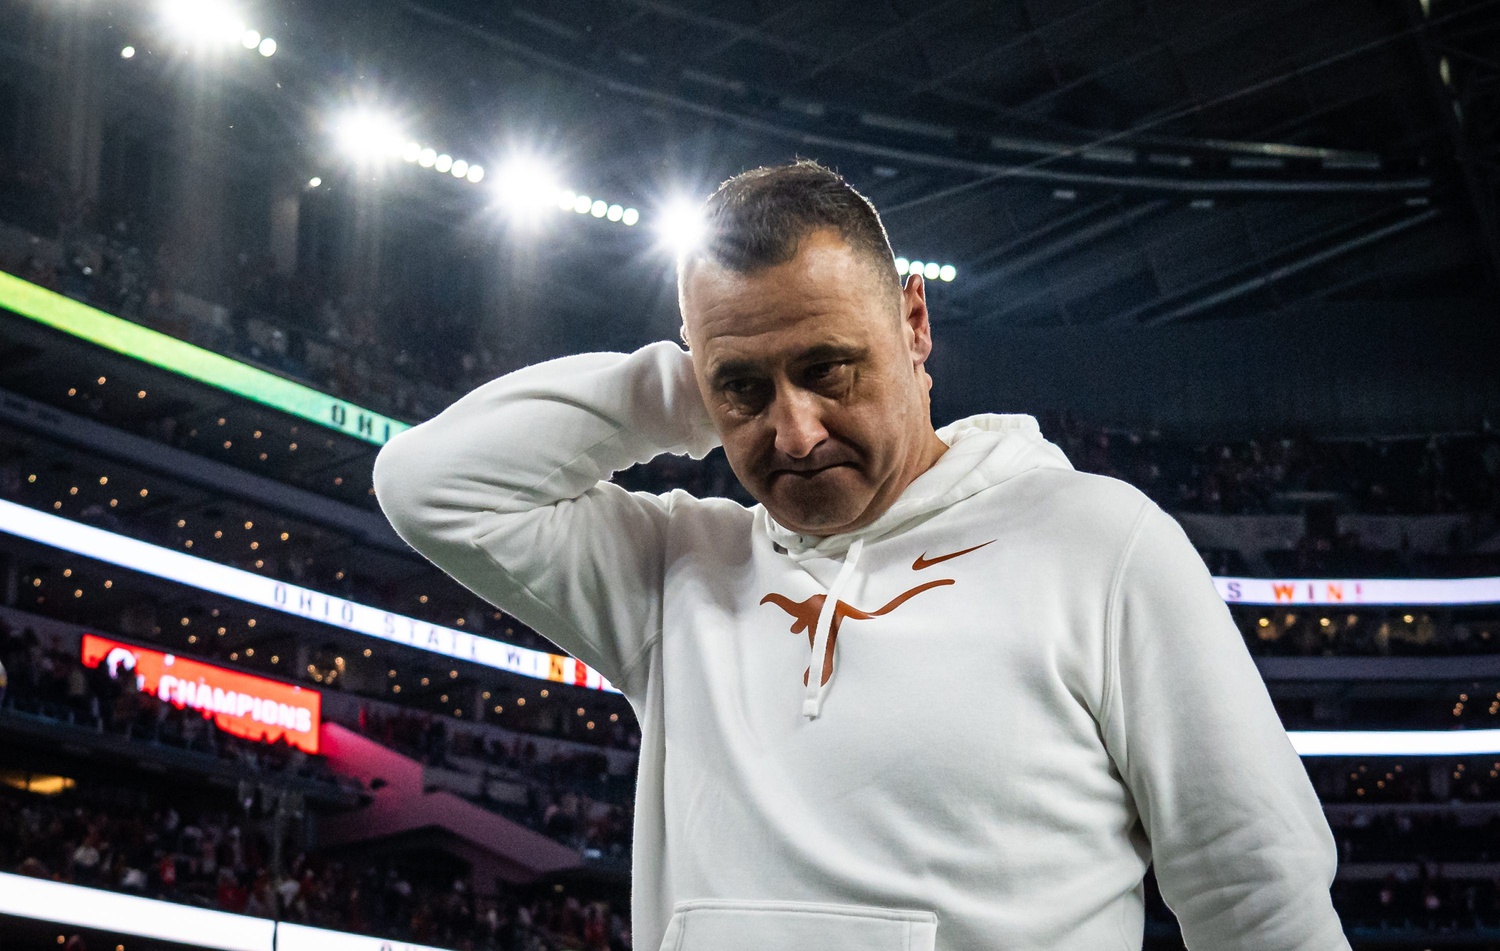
241 29 260 49
307 177 321 188
494 159 560 215
160 0 243 46
939 264 957 282
894 256 909 274
621 208 639 226
258 37 276 57
573 195 592 214
333 110 405 163
450 159 469 179
121 46 136 59
658 199 707 256
434 154 453 173
923 262 940 280
465 164 485 184
402 142 421 163
590 200 607 218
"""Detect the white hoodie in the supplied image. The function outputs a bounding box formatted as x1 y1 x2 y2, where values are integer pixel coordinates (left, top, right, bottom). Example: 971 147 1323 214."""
372 341 1350 951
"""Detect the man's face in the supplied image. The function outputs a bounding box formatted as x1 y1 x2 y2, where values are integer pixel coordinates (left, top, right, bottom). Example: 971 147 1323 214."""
681 228 940 537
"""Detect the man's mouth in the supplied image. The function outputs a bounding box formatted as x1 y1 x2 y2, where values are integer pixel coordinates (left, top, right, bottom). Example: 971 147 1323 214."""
771 462 849 480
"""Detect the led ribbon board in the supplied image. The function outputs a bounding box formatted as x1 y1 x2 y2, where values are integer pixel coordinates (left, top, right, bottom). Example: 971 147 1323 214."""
0 498 619 693
0 271 408 446
82 633 323 753
5 496 1497 697
1289 729 1500 756
0 871 274 951
1215 575 1500 606
0 872 454 951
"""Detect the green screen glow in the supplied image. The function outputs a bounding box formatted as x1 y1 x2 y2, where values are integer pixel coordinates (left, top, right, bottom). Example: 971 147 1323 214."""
0 270 408 445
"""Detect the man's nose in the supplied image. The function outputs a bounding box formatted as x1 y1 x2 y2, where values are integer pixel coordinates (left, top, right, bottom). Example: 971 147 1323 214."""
770 388 829 459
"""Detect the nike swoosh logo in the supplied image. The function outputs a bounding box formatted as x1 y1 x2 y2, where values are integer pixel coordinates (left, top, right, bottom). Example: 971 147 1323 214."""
912 539 996 571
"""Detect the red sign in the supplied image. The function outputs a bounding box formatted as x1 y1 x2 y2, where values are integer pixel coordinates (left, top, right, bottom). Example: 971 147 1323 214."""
81 634 321 754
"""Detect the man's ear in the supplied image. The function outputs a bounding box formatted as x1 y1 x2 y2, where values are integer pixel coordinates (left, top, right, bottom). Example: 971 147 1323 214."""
901 273 933 367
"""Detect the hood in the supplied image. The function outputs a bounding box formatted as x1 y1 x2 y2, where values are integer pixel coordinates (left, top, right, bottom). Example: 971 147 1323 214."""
754 413 1074 720
759 413 1074 561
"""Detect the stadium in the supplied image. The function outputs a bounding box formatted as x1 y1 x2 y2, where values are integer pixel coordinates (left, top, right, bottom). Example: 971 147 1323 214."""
0 0 1498 948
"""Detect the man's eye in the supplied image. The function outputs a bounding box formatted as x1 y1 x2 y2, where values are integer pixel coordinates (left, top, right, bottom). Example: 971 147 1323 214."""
723 379 757 396
807 362 846 382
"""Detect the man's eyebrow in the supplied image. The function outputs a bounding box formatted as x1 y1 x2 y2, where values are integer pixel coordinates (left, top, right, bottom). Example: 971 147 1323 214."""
708 358 759 386
798 343 866 364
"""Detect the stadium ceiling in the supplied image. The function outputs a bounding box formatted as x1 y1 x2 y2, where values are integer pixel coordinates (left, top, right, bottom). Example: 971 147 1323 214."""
382 0 1498 329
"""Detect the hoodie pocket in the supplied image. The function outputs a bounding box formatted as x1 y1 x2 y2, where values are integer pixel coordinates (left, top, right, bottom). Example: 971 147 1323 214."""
659 898 938 951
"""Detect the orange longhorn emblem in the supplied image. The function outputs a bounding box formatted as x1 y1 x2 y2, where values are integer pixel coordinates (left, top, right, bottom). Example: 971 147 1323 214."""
760 579 955 687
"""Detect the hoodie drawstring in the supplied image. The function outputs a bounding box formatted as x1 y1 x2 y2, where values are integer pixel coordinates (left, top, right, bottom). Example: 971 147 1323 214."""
802 537 864 720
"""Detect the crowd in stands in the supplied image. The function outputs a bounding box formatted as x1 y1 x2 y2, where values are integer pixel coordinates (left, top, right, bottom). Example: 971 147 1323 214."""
1236 609 1499 658
0 161 474 425
4 158 1500 526
1038 410 1500 519
1334 810 1500 864
1309 759 1500 805
5 761 1499 947
351 706 635 863
0 782 633 950
0 601 639 860
1333 872 1500 932
608 419 1500 523
0 618 342 790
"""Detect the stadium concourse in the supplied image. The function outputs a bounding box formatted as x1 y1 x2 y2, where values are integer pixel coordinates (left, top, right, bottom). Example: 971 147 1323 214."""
2 0 1500 949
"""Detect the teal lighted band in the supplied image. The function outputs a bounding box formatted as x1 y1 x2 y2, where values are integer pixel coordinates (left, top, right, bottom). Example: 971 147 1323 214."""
0 270 409 446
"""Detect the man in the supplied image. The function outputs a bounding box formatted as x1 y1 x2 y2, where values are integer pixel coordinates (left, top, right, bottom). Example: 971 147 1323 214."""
373 160 1349 951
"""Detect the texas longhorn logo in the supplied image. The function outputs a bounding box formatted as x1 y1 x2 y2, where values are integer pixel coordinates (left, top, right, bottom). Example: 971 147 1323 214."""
760 540 994 687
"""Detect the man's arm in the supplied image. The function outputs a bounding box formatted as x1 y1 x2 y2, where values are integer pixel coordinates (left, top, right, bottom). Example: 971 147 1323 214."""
372 341 720 695
1100 501 1350 950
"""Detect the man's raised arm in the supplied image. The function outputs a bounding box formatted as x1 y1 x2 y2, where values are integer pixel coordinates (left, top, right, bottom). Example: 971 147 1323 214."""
372 341 720 696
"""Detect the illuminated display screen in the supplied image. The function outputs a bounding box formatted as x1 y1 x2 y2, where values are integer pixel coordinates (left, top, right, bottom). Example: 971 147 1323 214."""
0 498 619 693
1215 575 1500 606
0 270 409 446
81 633 322 753
0 872 455 951
1289 729 1500 756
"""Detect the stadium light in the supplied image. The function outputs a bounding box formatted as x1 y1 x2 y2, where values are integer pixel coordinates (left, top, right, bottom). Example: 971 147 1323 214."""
492 157 562 220
896 257 957 283
332 109 406 163
659 198 706 256
121 45 136 59
258 36 277 57
392 139 484 184
160 0 243 46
